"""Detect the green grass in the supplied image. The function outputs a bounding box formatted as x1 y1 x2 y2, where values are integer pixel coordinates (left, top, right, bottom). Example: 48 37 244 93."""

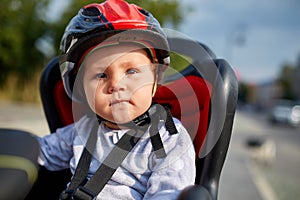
0 72 41 103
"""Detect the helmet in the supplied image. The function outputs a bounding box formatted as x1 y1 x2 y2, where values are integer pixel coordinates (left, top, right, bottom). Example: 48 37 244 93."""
59 0 170 101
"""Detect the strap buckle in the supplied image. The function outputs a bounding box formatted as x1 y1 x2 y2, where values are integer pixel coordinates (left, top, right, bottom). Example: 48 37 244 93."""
73 186 97 200
59 189 74 200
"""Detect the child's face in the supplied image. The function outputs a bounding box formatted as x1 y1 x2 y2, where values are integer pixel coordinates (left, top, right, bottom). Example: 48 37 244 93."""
82 43 156 125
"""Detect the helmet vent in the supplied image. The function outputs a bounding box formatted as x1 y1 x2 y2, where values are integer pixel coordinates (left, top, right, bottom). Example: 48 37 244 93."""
82 7 100 16
138 8 149 17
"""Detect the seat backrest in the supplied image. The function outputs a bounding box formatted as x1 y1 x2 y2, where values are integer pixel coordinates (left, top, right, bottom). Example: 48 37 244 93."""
166 37 238 200
35 37 238 200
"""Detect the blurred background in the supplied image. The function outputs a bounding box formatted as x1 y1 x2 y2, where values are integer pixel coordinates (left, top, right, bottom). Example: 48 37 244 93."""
0 0 299 200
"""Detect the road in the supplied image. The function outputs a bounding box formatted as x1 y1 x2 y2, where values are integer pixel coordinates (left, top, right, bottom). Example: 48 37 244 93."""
234 110 300 200
219 109 300 200
0 102 49 136
0 102 300 200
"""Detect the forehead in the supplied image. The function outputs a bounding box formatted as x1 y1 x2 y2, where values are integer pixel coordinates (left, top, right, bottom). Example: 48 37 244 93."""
82 43 151 67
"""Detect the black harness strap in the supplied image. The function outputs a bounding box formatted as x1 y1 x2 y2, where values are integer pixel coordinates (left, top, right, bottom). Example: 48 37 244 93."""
73 129 144 200
149 115 166 158
164 106 178 135
148 104 178 158
60 104 178 200
60 124 99 200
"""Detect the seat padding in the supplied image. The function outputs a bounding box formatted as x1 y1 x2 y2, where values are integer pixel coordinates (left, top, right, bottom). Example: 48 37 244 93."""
153 76 212 155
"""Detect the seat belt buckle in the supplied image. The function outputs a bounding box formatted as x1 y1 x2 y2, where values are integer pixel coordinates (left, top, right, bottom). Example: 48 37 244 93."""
73 186 97 200
60 189 75 200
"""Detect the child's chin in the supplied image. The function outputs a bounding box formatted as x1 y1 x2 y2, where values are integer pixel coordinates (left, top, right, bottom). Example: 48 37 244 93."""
106 113 129 124
114 118 132 125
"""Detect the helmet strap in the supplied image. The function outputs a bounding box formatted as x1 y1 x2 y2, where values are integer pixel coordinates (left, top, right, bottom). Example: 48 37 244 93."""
152 78 158 97
96 110 151 130
152 65 159 97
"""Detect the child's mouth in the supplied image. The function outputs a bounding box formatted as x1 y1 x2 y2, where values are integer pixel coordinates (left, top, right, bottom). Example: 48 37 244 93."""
110 100 130 106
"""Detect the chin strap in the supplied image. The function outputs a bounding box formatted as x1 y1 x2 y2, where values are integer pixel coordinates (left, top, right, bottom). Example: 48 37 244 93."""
96 103 178 158
60 103 177 200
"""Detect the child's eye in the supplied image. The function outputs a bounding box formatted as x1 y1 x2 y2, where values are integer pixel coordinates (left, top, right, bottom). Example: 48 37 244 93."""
126 68 138 75
96 73 107 79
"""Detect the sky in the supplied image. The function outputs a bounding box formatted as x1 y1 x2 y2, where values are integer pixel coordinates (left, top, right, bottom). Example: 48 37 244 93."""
179 0 300 83
49 0 300 84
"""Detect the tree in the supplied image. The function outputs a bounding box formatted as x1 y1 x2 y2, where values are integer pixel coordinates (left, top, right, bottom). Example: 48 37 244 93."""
276 64 296 100
0 0 50 86
238 81 256 104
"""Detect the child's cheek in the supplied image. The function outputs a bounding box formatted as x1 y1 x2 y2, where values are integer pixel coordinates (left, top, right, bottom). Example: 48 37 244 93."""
83 81 98 112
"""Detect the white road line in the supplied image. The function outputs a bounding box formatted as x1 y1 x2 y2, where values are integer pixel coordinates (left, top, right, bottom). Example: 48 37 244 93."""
246 162 278 200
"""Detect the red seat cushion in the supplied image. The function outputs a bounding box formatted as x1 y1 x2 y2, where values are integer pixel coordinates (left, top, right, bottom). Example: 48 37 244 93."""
53 82 74 126
153 76 212 155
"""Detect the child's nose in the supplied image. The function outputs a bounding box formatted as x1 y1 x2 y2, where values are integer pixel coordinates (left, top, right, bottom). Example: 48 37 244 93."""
107 75 126 93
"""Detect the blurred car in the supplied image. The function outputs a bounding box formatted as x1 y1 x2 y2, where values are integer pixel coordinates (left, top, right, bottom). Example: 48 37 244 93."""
268 99 300 127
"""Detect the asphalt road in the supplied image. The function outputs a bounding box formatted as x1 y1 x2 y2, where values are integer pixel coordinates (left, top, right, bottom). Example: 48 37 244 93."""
234 110 300 200
1 102 299 200
0 102 49 136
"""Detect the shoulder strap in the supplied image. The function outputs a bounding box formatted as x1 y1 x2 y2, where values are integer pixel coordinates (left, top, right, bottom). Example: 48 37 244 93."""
60 123 99 199
72 128 144 200
148 104 178 158
60 127 145 200
164 105 178 135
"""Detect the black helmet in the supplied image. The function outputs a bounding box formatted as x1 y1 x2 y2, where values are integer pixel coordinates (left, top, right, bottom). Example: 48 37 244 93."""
59 0 170 100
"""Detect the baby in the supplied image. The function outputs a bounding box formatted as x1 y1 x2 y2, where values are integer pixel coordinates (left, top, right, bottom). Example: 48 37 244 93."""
38 1 196 199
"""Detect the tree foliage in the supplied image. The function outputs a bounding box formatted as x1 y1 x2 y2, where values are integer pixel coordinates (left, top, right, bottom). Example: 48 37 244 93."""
0 0 50 85
276 63 298 100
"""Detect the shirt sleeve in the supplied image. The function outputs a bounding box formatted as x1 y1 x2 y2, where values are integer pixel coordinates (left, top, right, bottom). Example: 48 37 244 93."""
143 120 196 200
37 123 76 171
